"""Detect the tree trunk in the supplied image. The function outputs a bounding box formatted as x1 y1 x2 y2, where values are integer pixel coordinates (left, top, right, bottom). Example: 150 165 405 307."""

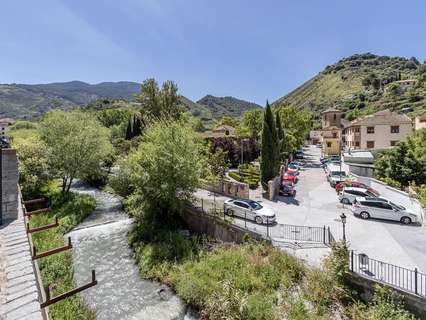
61 177 68 193
66 177 74 193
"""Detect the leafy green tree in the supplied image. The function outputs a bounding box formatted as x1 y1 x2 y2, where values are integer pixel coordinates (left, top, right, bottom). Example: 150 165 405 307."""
239 109 263 140
39 110 113 193
127 121 202 228
13 137 49 198
216 116 239 128
136 78 183 120
260 102 279 189
276 105 312 154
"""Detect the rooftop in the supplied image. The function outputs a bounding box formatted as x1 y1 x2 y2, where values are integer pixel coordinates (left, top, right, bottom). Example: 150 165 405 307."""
348 109 412 126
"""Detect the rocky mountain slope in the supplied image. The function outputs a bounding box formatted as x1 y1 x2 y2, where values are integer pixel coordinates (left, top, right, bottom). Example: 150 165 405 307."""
274 53 426 121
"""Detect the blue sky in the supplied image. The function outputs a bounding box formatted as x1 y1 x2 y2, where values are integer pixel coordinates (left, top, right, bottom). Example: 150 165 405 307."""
1 0 425 104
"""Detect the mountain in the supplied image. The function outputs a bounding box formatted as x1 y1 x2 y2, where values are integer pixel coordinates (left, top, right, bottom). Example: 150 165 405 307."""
196 95 262 118
274 53 426 121
0 81 262 123
0 81 140 119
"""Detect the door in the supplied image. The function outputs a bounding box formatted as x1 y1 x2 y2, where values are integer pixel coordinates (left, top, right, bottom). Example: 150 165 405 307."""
233 201 250 219
379 203 400 222
376 202 395 220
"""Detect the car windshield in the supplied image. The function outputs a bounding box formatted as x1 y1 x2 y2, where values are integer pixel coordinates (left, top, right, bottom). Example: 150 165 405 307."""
288 164 297 168
331 171 345 176
248 201 263 210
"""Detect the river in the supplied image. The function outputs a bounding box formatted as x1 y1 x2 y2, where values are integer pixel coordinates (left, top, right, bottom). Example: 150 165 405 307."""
67 182 196 320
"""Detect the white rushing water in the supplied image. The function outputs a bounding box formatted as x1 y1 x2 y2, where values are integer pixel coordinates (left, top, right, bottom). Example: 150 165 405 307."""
67 182 197 320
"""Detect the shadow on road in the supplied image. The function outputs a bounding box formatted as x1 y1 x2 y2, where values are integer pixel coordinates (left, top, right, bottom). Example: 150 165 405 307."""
276 195 300 205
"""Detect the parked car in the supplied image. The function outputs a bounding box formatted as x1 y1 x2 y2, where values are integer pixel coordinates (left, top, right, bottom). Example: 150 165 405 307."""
338 187 379 204
351 197 419 225
287 163 299 174
224 199 276 224
320 155 340 165
283 171 298 183
335 181 379 196
328 172 348 187
279 181 296 196
294 151 304 159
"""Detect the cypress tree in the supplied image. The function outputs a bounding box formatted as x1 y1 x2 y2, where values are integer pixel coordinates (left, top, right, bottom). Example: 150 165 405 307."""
276 111 284 162
125 117 133 140
260 101 279 189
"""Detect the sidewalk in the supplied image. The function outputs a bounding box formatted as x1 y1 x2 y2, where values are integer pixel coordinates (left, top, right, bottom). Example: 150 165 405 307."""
0 203 43 320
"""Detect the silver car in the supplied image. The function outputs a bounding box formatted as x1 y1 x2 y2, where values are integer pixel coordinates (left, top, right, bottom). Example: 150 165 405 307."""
351 197 419 225
224 199 276 224
338 187 378 204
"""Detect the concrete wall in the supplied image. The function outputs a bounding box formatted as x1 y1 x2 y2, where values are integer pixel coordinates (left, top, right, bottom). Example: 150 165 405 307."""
1 149 19 224
348 273 426 319
182 207 267 244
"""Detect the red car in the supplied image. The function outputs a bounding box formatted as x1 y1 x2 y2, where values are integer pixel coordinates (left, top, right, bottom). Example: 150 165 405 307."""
282 171 298 183
335 181 379 196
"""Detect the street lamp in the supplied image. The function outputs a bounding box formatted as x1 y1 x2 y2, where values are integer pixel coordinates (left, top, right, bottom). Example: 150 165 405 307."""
340 212 347 242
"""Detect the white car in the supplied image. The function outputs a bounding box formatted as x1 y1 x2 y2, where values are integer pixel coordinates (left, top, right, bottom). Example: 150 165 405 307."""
224 199 276 224
338 187 378 204
351 197 419 225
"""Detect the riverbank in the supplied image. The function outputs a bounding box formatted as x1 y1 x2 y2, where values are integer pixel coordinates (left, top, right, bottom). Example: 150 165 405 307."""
68 182 194 320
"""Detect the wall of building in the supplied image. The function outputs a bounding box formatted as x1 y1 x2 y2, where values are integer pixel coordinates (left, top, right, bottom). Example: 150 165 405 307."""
360 123 413 149
1 149 19 224
415 117 426 131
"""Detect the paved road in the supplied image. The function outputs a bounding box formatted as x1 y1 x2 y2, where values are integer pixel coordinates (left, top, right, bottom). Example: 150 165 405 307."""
195 145 426 274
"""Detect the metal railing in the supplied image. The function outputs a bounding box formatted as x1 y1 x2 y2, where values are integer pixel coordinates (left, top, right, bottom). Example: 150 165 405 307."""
188 197 335 245
350 251 426 297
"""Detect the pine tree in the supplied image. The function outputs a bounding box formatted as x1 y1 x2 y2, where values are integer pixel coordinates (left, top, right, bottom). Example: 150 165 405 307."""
260 101 279 189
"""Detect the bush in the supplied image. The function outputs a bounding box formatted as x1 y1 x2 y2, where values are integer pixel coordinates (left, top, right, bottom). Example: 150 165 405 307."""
170 243 305 319
108 157 134 197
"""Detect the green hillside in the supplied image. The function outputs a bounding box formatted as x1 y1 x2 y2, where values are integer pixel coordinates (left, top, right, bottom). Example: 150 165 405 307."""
274 53 426 121
197 95 262 118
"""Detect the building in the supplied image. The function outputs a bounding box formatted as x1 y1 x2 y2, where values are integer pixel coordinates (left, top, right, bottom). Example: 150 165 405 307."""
343 110 412 150
0 118 15 137
309 130 322 145
343 150 375 177
321 108 344 156
384 79 417 93
199 125 236 139
414 116 426 131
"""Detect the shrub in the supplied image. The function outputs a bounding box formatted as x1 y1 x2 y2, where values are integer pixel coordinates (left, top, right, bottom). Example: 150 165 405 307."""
170 243 305 319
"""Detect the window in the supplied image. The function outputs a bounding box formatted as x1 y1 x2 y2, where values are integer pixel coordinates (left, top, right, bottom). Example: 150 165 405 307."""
367 126 375 134
234 201 249 209
378 203 393 210
332 132 337 138
355 141 360 147
333 114 337 120
390 140 399 146
327 142 332 148
366 141 375 149
391 125 399 133
355 127 360 133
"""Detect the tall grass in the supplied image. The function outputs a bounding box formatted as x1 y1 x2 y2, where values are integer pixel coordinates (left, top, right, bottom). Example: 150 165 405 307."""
29 183 96 320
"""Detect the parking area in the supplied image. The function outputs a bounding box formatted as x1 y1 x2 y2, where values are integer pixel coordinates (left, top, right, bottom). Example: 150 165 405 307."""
194 145 426 272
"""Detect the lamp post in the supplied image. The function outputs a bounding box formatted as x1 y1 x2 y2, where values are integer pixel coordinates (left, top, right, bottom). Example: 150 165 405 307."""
340 212 347 242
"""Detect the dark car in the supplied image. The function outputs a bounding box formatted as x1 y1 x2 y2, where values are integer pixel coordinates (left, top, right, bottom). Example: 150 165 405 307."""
279 181 296 196
294 151 304 159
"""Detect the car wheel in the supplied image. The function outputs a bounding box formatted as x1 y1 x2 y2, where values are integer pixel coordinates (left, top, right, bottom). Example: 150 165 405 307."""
227 209 234 216
255 216 263 224
400 217 412 225
360 211 370 220
341 198 350 205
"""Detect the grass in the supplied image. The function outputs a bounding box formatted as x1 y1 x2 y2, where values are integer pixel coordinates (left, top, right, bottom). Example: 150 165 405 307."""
228 163 260 189
131 228 417 320
28 180 97 320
